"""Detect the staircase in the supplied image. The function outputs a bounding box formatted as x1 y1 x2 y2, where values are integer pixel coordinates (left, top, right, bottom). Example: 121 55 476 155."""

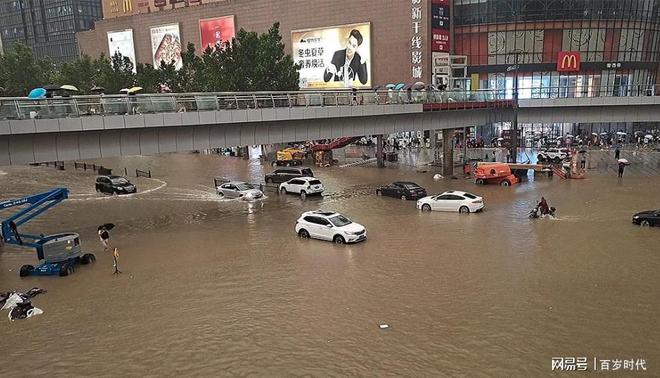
338 158 377 168
311 137 360 151
551 166 566 179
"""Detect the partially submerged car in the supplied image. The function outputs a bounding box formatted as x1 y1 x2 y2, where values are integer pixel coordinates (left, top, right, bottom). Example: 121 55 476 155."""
632 209 660 227
95 175 137 195
216 181 263 200
376 182 427 200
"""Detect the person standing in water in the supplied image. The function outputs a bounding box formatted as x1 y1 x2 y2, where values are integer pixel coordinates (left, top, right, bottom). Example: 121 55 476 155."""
98 226 110 251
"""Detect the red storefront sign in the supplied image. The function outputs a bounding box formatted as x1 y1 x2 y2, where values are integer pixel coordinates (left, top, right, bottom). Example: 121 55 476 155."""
557 51 581 72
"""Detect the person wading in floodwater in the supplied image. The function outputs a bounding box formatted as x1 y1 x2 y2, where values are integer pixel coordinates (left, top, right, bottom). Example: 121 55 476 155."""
618 161 626 178
98 226 110 251
112 247 122 274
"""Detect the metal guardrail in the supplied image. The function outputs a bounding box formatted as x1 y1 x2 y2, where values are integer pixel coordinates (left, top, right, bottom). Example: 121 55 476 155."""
0 85 657 121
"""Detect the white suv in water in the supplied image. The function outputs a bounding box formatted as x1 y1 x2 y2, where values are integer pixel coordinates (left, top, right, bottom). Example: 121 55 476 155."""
295 211 367 244
279 177 324 199
537 148 569 163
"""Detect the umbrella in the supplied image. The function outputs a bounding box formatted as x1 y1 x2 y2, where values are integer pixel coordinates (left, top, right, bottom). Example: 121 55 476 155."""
90 86 105 92
98 223 115 231
42 84 61 91
591 132 598 136
120 88 130 93
616 131 627 136
412 81 426 90
617 158 629 165
127 86 143 94
60 85 79 92
394 83 406 90
565 134 574 138
28 88 46 99
645 134 653 139
600 132 609 135
497 137 504 141
385 84 396 89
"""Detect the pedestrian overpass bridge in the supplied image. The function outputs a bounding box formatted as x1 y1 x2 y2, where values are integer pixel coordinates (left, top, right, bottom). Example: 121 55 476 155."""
1 87 659 165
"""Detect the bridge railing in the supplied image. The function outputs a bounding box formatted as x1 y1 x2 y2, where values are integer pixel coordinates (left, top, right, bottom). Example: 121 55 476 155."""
0 84 657 120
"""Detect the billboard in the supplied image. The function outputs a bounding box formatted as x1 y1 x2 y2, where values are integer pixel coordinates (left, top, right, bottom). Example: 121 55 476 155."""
199 16 235 51
291 22 371 89
107 29 137 72
150 23 183 69
432 0 451 52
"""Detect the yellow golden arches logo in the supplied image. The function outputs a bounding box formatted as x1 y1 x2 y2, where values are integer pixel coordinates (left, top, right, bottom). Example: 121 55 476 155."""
561 55 577 69
123 0 132 12
556 51 581 72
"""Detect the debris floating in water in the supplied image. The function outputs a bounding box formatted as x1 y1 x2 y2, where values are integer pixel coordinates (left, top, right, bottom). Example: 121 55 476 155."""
379 324 390 329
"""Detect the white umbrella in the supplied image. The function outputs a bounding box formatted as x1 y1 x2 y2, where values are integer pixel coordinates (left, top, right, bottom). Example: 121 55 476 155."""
591 133 598 136
618 158 629 164
497 137 504 141
60 85 79 92
565 134 574 138
120 88 130 93
616 131 627 136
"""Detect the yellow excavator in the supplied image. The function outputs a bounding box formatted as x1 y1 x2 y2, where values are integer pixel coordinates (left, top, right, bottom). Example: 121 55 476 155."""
272 147 307 166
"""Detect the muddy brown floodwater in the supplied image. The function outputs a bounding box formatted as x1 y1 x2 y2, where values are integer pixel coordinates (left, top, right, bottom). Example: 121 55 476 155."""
0 152 659 376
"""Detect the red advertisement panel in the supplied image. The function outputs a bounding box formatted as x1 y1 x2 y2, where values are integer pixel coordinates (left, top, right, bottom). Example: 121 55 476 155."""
199 16 236 50
432 0 450 52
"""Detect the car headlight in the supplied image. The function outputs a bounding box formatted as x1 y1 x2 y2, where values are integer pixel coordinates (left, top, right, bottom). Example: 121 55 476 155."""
117 187 125 191
633 216 639 219
348 230 363 235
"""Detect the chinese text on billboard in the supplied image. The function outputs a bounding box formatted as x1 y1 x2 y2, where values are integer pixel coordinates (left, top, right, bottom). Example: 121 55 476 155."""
199 16 235 51
150 24 183 69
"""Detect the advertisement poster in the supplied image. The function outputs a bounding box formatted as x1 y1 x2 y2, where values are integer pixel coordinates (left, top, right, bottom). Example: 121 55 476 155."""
107 29 137 72
291 22 371 89
432 0 451 52
150 23 183 69
199 16 235 51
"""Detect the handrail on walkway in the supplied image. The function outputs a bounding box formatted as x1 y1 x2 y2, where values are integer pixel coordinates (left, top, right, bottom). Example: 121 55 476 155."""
0 84 657 121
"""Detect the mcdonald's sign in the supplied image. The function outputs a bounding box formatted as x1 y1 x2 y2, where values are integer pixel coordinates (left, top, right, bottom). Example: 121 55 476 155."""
126 0 133 12
557 51 580 72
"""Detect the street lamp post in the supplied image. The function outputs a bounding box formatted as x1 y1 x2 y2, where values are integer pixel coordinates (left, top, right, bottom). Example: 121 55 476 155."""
506 53 520 163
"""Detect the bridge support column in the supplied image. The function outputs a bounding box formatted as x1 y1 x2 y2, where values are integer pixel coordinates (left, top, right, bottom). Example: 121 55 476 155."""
376 135 385 168
442 129 454 177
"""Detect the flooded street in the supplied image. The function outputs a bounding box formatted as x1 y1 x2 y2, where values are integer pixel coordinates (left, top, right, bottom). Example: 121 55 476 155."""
1 151 659 376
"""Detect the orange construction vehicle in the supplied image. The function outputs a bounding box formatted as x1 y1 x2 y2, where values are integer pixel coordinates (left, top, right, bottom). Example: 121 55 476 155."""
474 163 519 187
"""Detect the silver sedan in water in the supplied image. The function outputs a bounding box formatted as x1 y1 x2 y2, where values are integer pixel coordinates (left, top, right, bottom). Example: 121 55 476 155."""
216 181 263 200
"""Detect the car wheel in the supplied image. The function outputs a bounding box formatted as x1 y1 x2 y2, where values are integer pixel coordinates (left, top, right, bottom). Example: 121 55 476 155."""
459 206 470 214
298 229 310 238
475 179 484 185
280 187 287 195
285 162 291 167
271 161 277 167
333 235 345 244
376 189 382 196
422 204 431 212
400 195 407 200
19 265 34 277
537 155 545 162
500 180 511 187
80 253 96 265
640 220 651 227
300 191 307 200
59 265 70 277
217 192 225 198
266 178 273 184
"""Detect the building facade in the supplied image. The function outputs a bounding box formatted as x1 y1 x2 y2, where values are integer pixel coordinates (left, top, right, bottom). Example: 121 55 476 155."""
101 0 229 19
0 0 103 62
78 0 432 88
454 0 660 97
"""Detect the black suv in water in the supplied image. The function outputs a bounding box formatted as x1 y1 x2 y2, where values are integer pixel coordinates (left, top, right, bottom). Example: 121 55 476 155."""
95 175 137 195
376 181 427 200
265 167 314 184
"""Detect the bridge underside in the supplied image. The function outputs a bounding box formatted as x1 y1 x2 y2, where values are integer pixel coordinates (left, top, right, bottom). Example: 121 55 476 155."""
1 101 659 166
0 110 496 165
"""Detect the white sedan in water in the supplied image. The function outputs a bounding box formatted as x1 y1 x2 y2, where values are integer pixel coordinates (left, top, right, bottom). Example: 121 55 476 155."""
416 190 484 213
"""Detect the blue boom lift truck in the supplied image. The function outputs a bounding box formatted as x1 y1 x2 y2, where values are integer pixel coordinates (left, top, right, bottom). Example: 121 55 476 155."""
0 188 96 277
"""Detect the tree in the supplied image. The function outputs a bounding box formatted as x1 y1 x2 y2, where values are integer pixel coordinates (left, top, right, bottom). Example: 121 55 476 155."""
0 43 50 96
96 53 135 94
